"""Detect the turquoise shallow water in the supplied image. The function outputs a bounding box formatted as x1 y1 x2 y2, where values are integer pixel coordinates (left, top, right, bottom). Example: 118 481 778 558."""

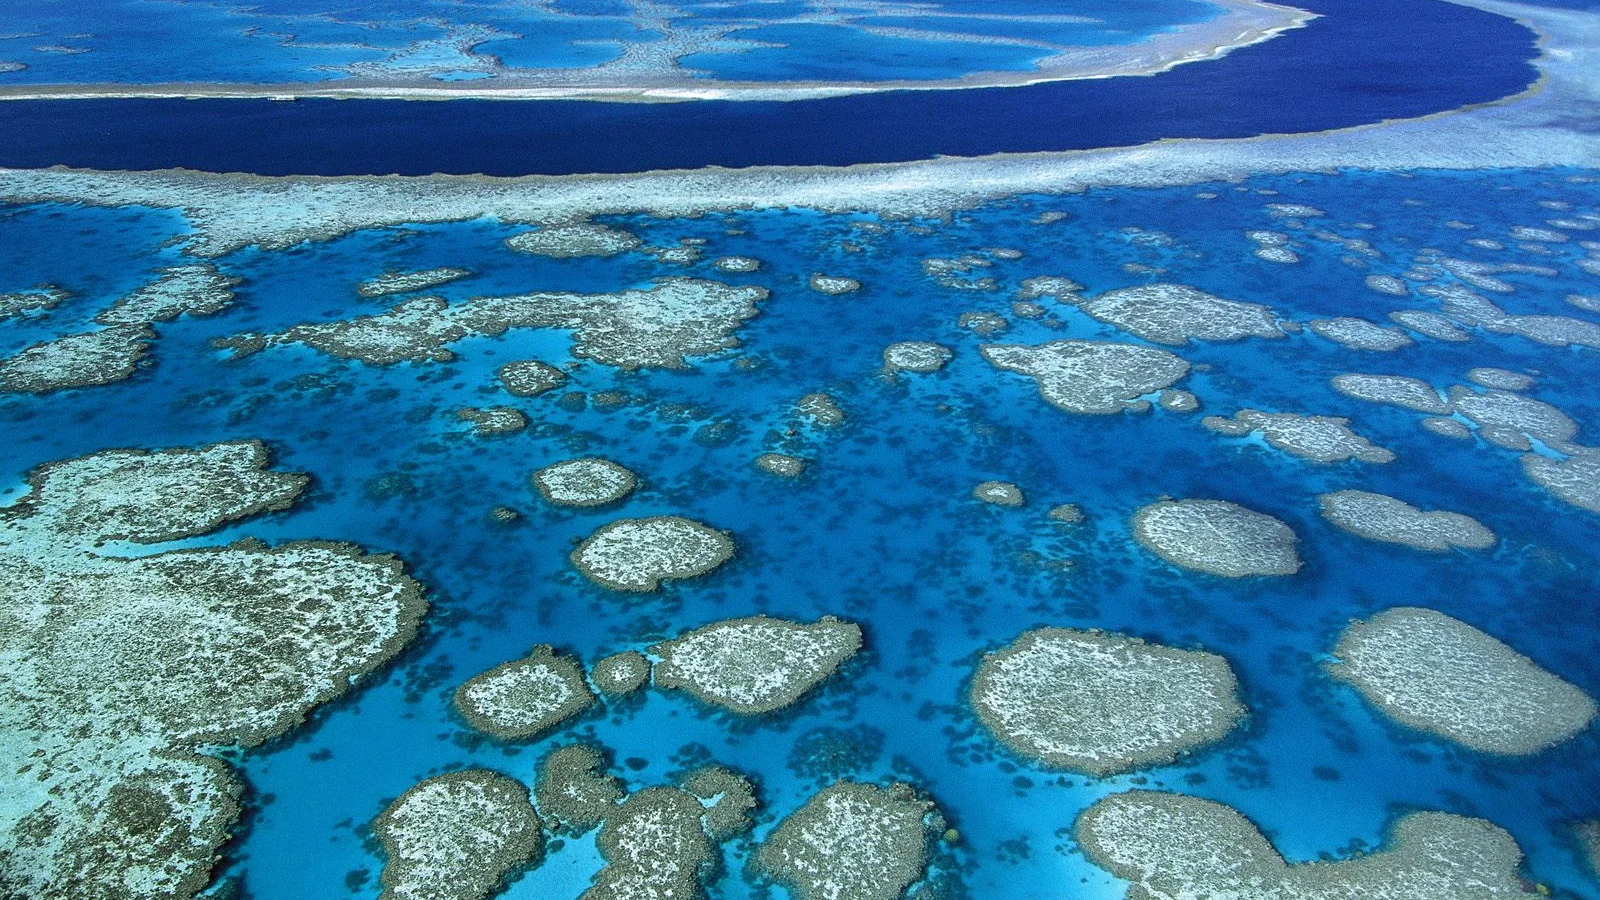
0 0 1224 85
1 168 1599 899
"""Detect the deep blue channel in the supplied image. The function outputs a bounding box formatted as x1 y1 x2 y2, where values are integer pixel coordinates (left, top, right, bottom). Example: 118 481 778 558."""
0 0 1539 175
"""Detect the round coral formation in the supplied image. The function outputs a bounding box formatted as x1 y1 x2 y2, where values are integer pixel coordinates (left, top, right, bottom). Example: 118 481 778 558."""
970 628 1245 775
533 458 639 507
1132 499 1301 577
571 516 735 592
454 646 595 740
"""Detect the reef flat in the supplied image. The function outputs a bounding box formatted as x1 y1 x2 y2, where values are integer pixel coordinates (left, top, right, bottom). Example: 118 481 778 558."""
883 341 953 374
498 359 566 396
1523 452 1600 514
94 263 238 325
583 786 715 900
1133 499 1301 577
372 769 543 900
590 651 651 696
358 267 472 298
651 615 862 714
1331 373 1451 413
983 341 1190 415
454 646 595 740
970 628 1245 775
0 0 1576 257
1077 790 1539 899
1307 316 1415 351
1201 409 1395 464
756 781 940 900
219 278 766 370
0 259 251 394
1079 283 1284 345
1319 490 1497 551
535 744 625 835
1329 607 1596 755
0 325 151 393
0 284 68 320
6 27 1600 892
506 223 641 258
755 452 808 478
571 516 735 592
682 766 757 842
533 458 639 508
457 406 527 436
0 442 425 899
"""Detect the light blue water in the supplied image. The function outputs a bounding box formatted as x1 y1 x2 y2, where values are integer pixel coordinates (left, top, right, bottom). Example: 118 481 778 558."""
0 0 1230 86
679 23 1052 82
1 168 1598 899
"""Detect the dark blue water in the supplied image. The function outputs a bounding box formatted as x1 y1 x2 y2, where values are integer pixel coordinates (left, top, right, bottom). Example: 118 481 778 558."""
0 0 1538 176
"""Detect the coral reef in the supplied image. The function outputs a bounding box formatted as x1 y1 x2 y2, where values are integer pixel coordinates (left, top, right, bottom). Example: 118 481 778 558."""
651 615 862 714
1133 499 1301 577
970 628 1244 775
1329 607 1596 755
373 769 543 900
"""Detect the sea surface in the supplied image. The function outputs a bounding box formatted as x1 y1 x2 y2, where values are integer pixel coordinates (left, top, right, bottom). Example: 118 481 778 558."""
1 167 1598 899
0 0 1218 86
0 0 1537 175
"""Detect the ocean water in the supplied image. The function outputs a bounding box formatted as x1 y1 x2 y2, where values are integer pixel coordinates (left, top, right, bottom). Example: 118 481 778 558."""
678 23 1054 82
0 0 1538 175
2 167 1598 899
0 0 1221 86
